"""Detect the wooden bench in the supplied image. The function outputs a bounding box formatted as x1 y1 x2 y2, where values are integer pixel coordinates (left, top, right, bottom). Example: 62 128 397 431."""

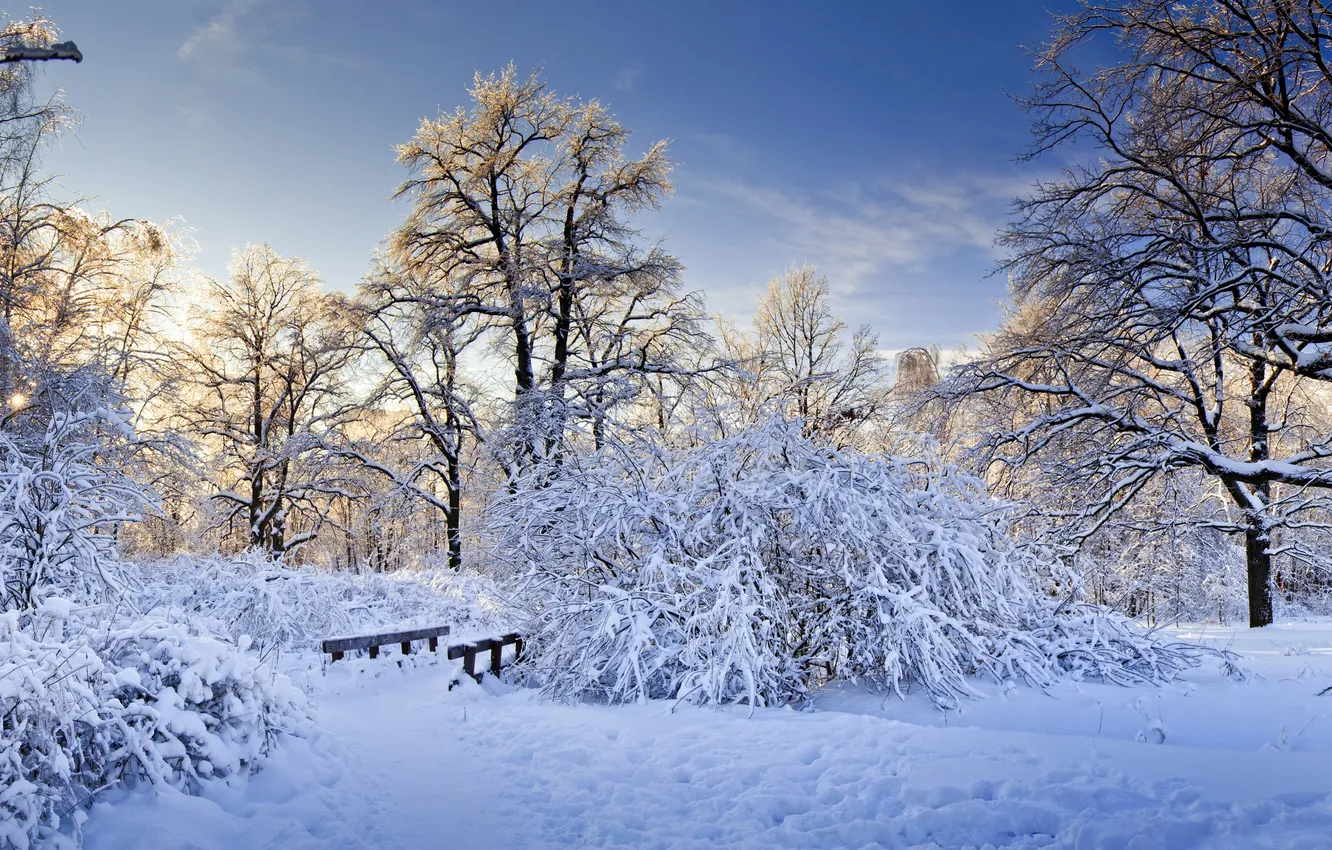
321 624 452 662
447 632 524 682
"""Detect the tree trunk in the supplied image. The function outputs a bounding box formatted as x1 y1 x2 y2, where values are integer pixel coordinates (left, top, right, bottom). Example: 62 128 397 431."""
547 190 582 465
250 365 265 550
1245 514 1274 628
248 476 263 550
1245 351 1274 628
269 496 285 554
512 313 539 474
446 443 463 571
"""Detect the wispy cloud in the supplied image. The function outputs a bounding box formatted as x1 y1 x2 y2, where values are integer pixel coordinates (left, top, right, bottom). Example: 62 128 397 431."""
178 0 263 81
613 63 644 93
178 0 367 82
667 168 1043 347
707 171 1018 298
174 104 210 127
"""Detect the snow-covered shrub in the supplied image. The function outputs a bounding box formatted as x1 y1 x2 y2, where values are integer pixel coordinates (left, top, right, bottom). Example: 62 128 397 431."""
133 553 508 655
96 620 311 787
0 607 310 849
0 610 105 849
0 407 148 611
501 416 1202 708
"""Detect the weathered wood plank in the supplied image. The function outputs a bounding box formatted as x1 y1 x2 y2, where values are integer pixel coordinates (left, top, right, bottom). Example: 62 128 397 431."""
321 624 451 655
443 633 524 682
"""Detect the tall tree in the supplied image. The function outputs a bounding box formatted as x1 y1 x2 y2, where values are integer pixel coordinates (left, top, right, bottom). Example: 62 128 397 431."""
0 23 179 431
352 260 484 571
390 66 702 477
934 0 1332 627
709 266 886 445
181 245 355 556
0 13 180 598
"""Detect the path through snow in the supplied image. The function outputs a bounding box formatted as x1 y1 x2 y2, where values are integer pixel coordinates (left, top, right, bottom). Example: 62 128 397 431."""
83 624 1332 849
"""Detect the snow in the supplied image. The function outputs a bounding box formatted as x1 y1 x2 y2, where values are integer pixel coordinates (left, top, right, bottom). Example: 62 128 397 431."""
79 622 1332 850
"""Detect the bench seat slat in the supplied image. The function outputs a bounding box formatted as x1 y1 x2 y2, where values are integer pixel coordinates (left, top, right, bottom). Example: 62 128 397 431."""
321 624 451 655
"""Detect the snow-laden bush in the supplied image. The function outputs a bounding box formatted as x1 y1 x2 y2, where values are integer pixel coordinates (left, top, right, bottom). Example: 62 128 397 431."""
0 377 321 847
0 610 105 849
0 605 310 849
95 621 311 785
501 417 1202 708
0 408 148 611
133 553 508 656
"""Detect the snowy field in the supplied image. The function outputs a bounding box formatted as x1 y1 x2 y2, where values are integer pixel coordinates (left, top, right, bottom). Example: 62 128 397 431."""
81 622 1332 850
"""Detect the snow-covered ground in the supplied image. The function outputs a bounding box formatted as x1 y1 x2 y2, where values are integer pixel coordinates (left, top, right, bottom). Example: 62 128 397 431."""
81 622 1332 849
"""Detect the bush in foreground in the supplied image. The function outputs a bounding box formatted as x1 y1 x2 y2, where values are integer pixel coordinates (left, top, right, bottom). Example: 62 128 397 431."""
0 605 310 849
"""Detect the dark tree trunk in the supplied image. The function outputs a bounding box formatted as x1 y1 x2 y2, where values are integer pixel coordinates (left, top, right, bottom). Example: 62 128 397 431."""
1245 515 1274 628
548 189 583 464
551 276 573 388
548 274 574 466
445 442 463 571
269 497 285 554
248 476 263 550
511 313 539 474
513 315 535 395
249 366 265 550
1244 349 1274 628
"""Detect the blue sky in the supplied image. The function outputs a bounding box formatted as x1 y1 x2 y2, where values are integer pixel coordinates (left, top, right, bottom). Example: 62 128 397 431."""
34 0 1075 350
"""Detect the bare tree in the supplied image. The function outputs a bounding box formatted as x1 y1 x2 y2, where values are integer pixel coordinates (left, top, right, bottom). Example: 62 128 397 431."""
351 260 484 570
181 245 355 556
708 266 886 445
933 0 1332 627
560 266 709 450
0 44 179 430
894 347 940 395
391 66 702 477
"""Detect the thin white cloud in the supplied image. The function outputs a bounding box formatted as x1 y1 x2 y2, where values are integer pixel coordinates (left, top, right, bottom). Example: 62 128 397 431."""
708 172 1015 297
613 63 644 92
665 168 1045 348
179 0 263 81
179 0 367 82
174 104 210 127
